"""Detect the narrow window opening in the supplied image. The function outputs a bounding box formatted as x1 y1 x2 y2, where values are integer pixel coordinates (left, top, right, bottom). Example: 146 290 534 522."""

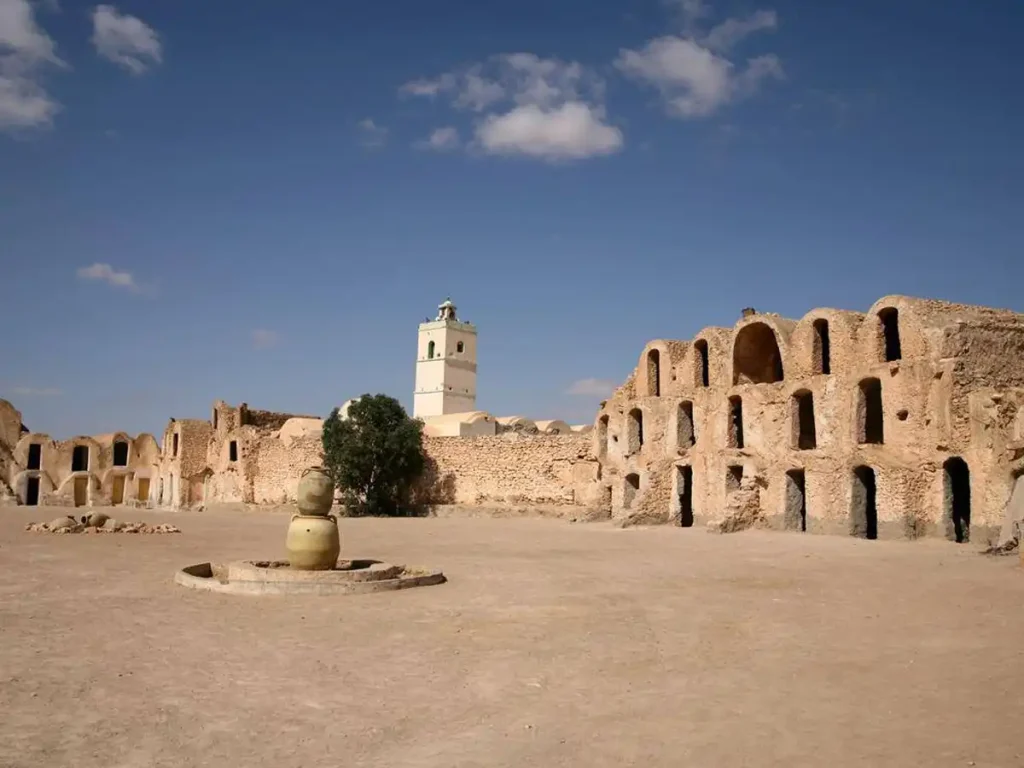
624 473 641 509
677 466 693 527
695 340 709 388
785 469 806 531
726 465 744 492
113 440 129 467
851 466 878 539
677 401 694 449
627 408 644 454
792 391 817 450
943 457 971 543
72 445 89 472
213 409 218 429
27 443 41 471
879 307 902 362
427 340 435 360
229 441 239 462
728 396 744 449
172 433 179 457
597 415 609 460
457 341 464 353
857 378 884 444
812 318 831 375
647 349 661 396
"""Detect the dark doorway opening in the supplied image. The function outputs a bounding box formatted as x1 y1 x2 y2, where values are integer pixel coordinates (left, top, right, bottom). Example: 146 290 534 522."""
624 473 640 509
647 349 661 396
728 396 744 449
879 307 902 362
229 441 238 462
27 443 41 471
943 457 971 543
793 391 817 450
785 469 806 531
72 445 89 472
726 465 743 492
113 441 129 467
695 340 709 387
26 476 39 506
851 466 878 539
858 378 884 444
813 318 831 375
677 466 693 527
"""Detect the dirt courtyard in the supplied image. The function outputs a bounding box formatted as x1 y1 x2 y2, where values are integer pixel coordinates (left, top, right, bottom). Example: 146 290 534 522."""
2 506 1024 768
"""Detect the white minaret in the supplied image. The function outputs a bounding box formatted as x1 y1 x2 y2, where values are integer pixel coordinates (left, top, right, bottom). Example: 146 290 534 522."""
414 298 478 418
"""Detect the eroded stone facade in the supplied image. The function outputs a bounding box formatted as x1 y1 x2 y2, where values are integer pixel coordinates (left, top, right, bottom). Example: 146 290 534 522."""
0 399 159 509
596 295 1024 542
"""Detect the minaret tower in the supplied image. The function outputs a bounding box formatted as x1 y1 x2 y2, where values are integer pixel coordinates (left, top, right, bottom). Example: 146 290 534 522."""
414 298 478 418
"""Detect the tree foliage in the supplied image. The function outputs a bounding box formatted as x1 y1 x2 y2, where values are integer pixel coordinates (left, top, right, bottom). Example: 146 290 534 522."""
321 394 426 517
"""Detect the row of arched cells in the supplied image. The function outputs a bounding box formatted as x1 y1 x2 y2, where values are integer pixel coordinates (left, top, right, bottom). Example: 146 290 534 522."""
643 308 903 396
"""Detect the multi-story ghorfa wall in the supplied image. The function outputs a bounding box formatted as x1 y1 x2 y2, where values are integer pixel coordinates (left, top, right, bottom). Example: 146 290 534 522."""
595 295 1024 542
0 398 160 509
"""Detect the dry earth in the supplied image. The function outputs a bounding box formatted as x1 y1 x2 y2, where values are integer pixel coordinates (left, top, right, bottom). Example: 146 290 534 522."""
2 505 1024 768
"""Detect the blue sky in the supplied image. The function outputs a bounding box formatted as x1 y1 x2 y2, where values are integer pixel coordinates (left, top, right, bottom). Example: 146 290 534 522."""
2 0 1022 438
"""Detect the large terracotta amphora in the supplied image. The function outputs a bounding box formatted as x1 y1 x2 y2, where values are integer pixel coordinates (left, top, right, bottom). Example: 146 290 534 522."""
286 514 340 570
296 466 334 517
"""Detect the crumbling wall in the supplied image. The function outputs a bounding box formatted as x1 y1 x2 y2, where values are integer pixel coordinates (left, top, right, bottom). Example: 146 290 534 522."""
599 295 1024 541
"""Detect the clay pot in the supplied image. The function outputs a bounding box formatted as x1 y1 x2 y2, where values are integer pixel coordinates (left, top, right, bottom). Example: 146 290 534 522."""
296 467 334 517
286 514 340 570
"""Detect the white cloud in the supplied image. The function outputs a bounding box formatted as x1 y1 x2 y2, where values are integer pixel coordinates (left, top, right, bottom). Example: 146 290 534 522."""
251 329 280 350
417 126 460 151
76 263 139 291
357 117 388 148
565 378 617 397
91 5 162 75
616 26 783 118
701 10 777 52
667 0 711 29
400 76 450 98
403 53 623 161
477 102 622 160
0 0 64 131
10 386 62 397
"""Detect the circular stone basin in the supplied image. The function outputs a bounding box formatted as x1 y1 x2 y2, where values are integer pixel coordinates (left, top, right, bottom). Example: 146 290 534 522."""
174 559 445 596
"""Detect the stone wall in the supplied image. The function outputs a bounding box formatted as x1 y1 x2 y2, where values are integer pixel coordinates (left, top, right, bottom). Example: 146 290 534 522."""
598 294 1024 543
422 432 603 513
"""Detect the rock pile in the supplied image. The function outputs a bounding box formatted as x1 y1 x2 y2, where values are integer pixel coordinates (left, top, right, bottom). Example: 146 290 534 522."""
26 514 180 535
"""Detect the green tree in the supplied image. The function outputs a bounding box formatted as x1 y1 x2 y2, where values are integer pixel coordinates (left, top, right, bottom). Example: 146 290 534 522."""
321 394 426 517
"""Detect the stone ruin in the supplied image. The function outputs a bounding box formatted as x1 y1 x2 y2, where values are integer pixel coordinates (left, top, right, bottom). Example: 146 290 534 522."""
4 293 1024 546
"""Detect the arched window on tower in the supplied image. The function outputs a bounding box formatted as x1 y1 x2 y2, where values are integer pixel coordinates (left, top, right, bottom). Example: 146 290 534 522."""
427 341 435 359
647 349 661 396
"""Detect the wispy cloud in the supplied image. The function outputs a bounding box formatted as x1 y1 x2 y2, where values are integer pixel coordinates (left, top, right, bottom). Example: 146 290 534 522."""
615 7 783 119
401 53 623 162
251 329 280 350
10 386 62 397
357 118 388 148
0 0 65 132
76 263 139 292
416 126 460 151
565 378 617 397
91 5 162 75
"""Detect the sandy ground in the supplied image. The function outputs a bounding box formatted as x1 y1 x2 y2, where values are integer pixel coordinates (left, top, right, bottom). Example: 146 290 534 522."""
2 506 1024 768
